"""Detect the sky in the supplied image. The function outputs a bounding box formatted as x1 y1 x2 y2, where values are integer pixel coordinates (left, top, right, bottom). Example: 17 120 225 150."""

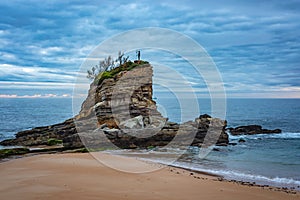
0 0 299 98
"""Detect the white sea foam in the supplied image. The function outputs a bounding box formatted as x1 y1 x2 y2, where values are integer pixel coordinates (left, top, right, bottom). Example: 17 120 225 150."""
105 134 300 190
229 132 300 140
146 159 300 189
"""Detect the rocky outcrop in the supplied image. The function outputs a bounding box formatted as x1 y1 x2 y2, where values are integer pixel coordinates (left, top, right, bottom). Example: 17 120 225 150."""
0 118 77 146
228 125 281 135
0 62 229 149
63 114 228 149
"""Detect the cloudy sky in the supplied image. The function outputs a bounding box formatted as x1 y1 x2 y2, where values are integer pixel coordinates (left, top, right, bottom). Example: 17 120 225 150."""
0 0 299 98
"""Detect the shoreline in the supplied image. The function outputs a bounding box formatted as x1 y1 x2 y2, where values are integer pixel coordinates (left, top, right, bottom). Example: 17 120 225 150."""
165 162 300 192
0 152 299 199
1 146 300 193
136 157 300 194
105 148 300 192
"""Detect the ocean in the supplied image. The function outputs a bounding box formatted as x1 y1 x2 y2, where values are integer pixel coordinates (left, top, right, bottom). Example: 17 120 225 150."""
0 98 73 141
0 98 299 189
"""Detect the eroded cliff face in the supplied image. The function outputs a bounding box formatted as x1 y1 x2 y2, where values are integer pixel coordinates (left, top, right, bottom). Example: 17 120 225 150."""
77 64 162 128
0 63 229 149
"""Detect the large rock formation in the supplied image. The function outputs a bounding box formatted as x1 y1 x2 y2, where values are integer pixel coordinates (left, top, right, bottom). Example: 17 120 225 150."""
77 61 162 128
0 62 229 149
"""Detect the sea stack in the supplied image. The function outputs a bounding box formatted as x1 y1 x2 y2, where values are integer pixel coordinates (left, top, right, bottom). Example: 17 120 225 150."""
0 61 229 149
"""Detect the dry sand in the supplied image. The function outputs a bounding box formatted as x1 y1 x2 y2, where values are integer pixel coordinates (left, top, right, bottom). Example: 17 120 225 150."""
0 152 299 200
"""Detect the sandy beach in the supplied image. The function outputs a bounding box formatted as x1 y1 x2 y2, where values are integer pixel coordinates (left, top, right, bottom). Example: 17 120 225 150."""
0 153 299 200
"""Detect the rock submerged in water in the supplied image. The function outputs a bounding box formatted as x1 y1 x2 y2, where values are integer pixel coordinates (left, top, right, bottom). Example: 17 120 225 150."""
238 138 246 143
228 125 281 135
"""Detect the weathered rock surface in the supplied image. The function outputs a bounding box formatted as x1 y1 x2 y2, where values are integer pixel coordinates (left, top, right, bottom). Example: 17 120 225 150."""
0 118 77 146
77 63 161 128
63 114 228 149
0 63 229 149
228 125 281 135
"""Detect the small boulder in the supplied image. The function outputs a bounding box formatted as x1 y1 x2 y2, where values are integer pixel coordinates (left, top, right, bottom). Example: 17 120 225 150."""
238 138 246 143
119 115 144 129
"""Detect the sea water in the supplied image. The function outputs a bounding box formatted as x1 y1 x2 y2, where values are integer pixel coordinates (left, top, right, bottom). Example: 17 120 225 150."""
0 98 73 141
0 98 299 189
146 98 300 189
